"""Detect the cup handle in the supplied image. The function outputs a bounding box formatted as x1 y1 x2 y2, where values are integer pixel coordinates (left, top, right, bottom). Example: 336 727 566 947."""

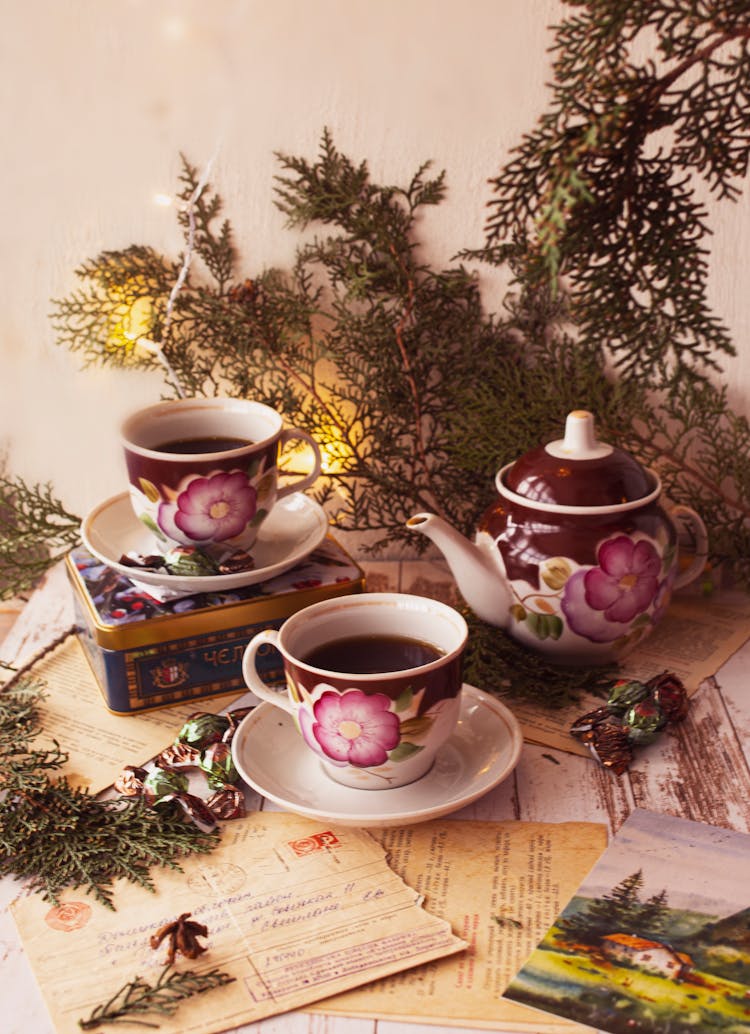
242 629 295 715
670 505 709 590
276 428 322 501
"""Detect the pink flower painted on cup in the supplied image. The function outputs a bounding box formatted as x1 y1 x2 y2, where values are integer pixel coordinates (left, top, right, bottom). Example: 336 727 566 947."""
168 471 257 543
561 535 662 643
304 689 400 767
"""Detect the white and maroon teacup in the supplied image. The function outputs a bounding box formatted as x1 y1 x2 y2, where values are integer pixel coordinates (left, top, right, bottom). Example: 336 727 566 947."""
121 397 321 554
241 593 468 789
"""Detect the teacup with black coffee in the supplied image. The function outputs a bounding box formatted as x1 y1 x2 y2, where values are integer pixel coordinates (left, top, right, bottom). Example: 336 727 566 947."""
242 593 468 789
121 397 321 554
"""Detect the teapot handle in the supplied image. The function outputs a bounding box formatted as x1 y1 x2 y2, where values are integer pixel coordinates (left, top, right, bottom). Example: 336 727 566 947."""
669 505 709 590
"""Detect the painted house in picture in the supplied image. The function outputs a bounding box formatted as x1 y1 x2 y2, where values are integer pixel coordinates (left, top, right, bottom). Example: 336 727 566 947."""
601 934 694 979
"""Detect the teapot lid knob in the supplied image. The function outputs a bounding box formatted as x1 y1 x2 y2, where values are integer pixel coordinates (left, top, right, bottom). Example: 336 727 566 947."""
545 410 613 460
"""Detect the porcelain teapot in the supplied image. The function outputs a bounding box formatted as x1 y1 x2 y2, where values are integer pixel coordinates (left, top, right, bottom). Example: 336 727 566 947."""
407 410 708 665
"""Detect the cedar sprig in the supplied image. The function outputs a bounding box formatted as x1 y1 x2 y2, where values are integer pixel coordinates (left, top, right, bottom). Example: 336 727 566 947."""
0 679 219 908
0 476 81 599
78 963 235 1030
463 611 614 710
478 2 750 385
0 781 219 909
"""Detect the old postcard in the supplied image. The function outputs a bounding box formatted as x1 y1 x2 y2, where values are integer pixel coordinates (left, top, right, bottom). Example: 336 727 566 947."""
504 808 750 1033
314 818 607 1032
12 811 466 1034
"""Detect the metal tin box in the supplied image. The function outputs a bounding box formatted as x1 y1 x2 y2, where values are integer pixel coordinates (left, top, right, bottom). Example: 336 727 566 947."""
67 538 364 714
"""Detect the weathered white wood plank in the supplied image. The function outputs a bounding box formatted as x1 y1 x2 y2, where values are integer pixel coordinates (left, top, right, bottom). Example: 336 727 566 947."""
628 673 750 834
0 562 74 667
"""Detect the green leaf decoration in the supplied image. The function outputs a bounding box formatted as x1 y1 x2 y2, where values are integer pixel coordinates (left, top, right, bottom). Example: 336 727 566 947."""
525 612 564 641
249 508 268 527
393 687 413 713
547 615 564 641
398 715 434 739
139 512 167 541
388 741 424 763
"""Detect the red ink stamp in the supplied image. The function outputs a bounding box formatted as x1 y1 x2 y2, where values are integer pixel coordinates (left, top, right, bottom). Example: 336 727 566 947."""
288 831 341 856
44 902 92 932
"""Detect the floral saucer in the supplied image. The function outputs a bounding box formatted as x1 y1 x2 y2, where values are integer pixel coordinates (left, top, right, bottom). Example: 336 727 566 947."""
81 491 329 593
231 685 523 827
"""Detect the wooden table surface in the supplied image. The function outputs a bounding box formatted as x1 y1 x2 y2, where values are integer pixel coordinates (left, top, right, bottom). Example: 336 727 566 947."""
2 559 750 1034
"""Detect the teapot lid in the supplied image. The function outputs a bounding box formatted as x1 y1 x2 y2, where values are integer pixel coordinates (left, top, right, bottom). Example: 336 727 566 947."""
501 410 655 508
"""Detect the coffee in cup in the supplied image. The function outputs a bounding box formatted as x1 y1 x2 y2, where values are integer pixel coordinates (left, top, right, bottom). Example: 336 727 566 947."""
241 593 468 789
121 397 322 555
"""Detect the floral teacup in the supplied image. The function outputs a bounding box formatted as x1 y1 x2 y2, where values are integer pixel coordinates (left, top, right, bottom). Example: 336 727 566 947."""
241 593 468 789
121 398 321 556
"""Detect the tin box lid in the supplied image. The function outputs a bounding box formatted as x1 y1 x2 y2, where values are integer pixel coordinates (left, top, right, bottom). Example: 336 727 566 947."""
67 537 365 651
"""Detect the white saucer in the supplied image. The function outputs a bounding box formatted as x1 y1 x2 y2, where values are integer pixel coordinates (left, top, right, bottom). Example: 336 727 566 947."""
232 685 523 827
81 491 329 593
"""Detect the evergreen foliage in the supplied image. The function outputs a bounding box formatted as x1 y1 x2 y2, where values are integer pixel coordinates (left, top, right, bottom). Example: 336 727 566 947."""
479 1 750 384
0 680 219 908
78 964 235 1029
0 476 81 598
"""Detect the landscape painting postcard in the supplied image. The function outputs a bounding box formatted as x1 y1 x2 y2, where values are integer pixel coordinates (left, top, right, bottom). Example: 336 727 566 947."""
504 809 750 1034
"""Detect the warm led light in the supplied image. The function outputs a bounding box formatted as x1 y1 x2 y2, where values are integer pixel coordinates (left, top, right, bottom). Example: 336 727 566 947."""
106 294 154 355
318 423 353 475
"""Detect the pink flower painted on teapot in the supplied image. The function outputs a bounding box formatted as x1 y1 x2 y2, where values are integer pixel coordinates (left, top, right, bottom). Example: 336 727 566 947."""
561 535 673 644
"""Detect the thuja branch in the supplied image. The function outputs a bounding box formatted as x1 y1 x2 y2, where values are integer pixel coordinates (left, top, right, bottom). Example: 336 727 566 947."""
79 964 235 1030
0 679 219 908
0 477 81 599
479 1 750 384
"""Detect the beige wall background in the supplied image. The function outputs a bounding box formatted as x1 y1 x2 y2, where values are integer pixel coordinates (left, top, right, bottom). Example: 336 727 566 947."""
2 0 749 548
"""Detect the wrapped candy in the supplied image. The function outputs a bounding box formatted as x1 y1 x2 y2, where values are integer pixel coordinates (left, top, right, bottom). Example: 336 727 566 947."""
199 742 238 789
606 678 649 715
142 767 190 805
622 698 667 744
114 764 149 797
569 706 613 740
217 550 255 574
570 670 689 774
163 546 219 577
177 713 231 749
222 706 255 744
648 671 690 723
142 767 217 832
588 722 634 775
206 786 246 820
155 741 202 770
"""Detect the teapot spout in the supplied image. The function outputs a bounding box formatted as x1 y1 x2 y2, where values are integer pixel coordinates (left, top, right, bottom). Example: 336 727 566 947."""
406 513 512 629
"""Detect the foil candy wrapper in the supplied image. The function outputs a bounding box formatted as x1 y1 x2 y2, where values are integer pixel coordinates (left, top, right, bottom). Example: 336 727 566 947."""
570 670 688 774
648 671 690 723
622 698 667 744
177 713 232 749
113 765 149 797
113 704 253 830
606 678 649 714
199 741 239 789
587 722 634 775
206 786 246 820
